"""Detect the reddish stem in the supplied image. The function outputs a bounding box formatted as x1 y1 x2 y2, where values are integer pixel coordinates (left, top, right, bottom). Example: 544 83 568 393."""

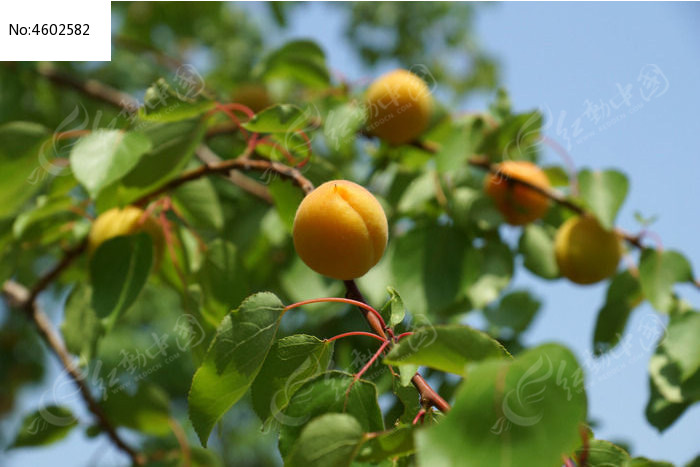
577 424 590 467
354 340 390 381
293 130 312 168
284 297 388 331
395 332 414 341
255 137 298 165
327 331 388 344
211 102 259 152
412 408 427 425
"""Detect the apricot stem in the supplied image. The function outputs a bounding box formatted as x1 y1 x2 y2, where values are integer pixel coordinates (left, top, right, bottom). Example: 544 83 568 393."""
284 297 388 332
354 340 390 382
326 331 388 344
412 408 427 425
395 332 414 341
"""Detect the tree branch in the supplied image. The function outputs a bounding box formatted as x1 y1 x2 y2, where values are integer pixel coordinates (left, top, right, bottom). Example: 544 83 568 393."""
34 62 139 110
26 61 271 204
1 280 144 466
344 279 451 413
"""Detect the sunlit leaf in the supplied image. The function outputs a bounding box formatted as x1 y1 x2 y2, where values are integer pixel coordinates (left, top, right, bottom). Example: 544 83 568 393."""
188 292 284 446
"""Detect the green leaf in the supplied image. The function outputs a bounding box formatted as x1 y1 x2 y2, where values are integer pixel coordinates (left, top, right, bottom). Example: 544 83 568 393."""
324 102 366 154
171 176 224 231
197 239 250 326
102 383 171 436
662 311 700 382
286 413 364 467
280 256 344 325
278 371 384 457
484 290 541 334
70 130 152 198
627 458 674 467
268 179 304 232
645 378 690 433
356 424 415 462
0 218 18 284
392 377 421 424
381 287 406 328
578 438 630 466
139 79 214 122
99 119 206 209
90 233 153 325
435 126 472 173
256 40 330 87
542 165 569 187
593 270 643 355
518 224 559 280
480 111 542 161
416 344 587 467
578 169 629 230
391 225 474 316
188 292 284 446
13 195 72 240
397 171 436 214
462 237 514 309
61 284 102 361
647 311 700 414
384 324 510 375
10 406 77 448
449 186 503 232
242 104 309 133
251 335 334 423
639 249 694 312
0 121 51 218
397 364 419 387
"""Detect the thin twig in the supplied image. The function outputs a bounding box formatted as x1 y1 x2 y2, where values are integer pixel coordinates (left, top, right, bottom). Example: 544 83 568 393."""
26 240 87 305
344 279 450 413
1 281 144 465
135 154 313 206
408 138 656 254
34 62 138 109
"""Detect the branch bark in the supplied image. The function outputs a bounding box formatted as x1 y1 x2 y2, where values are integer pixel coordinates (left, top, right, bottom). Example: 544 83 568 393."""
1 280 144 466
344 279 451 413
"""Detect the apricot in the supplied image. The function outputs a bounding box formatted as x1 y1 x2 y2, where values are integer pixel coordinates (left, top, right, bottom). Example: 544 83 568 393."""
88 206 164 265
554 215 622 285
292 180 388 280
365 69 432 145
485 160 551 225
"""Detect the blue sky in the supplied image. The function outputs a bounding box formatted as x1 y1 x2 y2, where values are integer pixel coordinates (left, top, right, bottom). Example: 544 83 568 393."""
3 3 699 466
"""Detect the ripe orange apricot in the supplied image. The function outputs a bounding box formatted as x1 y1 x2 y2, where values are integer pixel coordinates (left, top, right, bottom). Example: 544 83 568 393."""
88 206 164 264
292 180 388 280
554 215 622 285
485 160 551 225
365 69 432 145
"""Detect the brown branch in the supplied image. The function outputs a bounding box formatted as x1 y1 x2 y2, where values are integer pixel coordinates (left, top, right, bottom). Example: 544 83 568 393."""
27 62 274 206
136 153 312 206
409 138 655 253
467 156 585 215
1 281 144 466
344 279 451 413
193 145 273 204
411 373 451 413
466 157 654 252
344 280 387 341
33 62 138 110
26 240 87 305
